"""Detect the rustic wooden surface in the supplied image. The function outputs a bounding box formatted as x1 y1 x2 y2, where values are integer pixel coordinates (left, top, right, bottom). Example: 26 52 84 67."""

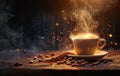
0 50 120 76
0 50 120 70
23 50 120 70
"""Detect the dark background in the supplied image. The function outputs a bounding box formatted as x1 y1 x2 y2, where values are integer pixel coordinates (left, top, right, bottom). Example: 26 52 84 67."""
0 0 120 51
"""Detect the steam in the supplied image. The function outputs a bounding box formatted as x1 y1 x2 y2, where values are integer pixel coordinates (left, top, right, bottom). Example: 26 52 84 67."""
72 9 98 33
70 0 117 33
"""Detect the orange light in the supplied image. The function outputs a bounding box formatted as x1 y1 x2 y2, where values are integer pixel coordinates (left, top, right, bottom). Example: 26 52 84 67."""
110 42 113 44
115 42 118 45
16 48 20 52
62 10 65 13
55 23 59 26
63 17 67 20
109 34 113 37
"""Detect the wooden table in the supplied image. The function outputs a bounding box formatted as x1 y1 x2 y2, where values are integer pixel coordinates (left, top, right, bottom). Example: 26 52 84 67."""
0 50 120 76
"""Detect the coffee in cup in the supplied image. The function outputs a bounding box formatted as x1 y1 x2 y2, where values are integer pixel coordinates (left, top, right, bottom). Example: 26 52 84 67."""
71 33 106 55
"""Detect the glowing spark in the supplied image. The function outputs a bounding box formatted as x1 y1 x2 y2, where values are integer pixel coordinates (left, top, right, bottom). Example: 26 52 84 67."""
110 42 113 44
41 37 44 39
60 32 63 34
62 10 65 13
115 42 118 46
63 17 67 21
109 34 113 37
55 23 59 26
16 48 20 52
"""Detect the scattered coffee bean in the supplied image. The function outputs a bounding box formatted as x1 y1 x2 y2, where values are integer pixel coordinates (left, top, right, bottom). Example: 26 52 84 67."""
50 63 53 65
71 60 76 64
77 59 84 64
38 59 43 62
105 59 113 63
29 61 33 64
33 56 37 60
107 59 113 62
26 51 114 68
14 63 23 66
98 59 103 63
71 62 79 67
103 59 108 63
62 59 67 62
80 62 87 66
63 57 67 60
67 57 73 60
51 53 55 56
91 61 100 66
45 55 50 58
57 61 65 65
38 54 43 58
65 61 71 65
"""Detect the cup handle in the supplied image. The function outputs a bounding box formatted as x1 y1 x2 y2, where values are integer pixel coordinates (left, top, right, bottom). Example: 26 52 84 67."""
98 38 106 50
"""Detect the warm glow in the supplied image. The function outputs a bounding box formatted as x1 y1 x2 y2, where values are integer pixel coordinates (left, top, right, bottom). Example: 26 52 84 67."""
115 42 118 45
109 34 113 37
70 33 99 40
55 23 59 26
110 42 113 44
94 50 108 55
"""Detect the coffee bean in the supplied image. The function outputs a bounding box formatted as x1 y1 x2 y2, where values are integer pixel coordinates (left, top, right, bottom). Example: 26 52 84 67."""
51 53 55 56
38 54 43 58
91 61 100 66
63 57 68 60
65 61 71 65
33 56 37 60
80 62 87 66
67 57 73 60
71 62 79 67
14 63 23 66
107 59 113 62
45 55 50 58
62 59 67 62
71 60 76 63
57 61 65 65
77 60 84 64
38 59 43 62
103 60 108 63
50 63 53 65
29 61 33 64
98 59 103 63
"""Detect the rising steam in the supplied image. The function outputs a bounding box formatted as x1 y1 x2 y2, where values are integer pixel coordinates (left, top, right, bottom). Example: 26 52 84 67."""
70 0 117 34
72 9 98 33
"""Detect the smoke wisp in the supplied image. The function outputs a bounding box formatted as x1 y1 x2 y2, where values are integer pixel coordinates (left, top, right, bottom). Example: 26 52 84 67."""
70 0 117 34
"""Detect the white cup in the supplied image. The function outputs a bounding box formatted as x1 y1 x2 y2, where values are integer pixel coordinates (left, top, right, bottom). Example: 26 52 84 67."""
73 38 106 55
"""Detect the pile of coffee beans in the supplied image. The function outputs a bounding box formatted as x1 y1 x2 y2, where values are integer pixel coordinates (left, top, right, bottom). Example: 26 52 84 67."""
56 57 88 67
55 56 113 67
27 52 113 67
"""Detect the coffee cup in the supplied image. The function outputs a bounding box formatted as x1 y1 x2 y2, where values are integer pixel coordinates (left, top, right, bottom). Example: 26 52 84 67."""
73 38 106 55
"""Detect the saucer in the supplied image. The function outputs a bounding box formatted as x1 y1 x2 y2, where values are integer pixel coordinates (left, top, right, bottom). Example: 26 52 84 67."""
68 50 108 61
